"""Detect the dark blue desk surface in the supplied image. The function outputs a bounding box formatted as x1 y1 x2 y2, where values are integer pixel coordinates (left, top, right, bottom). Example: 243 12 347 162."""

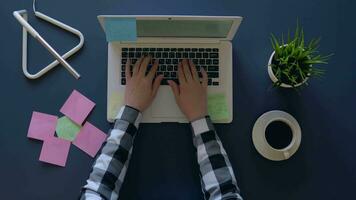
1 0 355 199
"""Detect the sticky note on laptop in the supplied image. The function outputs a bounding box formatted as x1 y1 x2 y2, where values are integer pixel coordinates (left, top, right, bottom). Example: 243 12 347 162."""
104 18 137 42
108 91 124 120
208 93 230 122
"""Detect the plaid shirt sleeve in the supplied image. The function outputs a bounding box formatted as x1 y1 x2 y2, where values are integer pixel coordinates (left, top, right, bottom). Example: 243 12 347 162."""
80 105 142 200
191 116 243 200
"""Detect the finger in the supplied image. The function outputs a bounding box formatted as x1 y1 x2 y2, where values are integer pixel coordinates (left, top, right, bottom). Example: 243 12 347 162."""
125 59 131 80
147 59 159 79
133 57 144 76
201 67 208 88
139 56 151 76
178 62 186 84
168 80 180 100
188 59 199 81
182 59 192 81
151 75 163 97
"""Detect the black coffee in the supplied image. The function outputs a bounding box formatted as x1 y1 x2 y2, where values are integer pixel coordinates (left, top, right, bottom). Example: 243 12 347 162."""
265 121 293 149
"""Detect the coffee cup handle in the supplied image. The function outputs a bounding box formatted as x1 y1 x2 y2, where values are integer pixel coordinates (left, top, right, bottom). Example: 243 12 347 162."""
283 151 290 159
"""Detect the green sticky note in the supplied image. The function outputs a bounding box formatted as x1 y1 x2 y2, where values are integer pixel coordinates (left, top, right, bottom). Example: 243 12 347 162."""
104 18 137 42
108 91 124 120
56 116 81 141
208 93 230 122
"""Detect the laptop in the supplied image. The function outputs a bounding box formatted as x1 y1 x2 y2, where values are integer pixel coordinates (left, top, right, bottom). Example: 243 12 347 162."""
97 15 243 123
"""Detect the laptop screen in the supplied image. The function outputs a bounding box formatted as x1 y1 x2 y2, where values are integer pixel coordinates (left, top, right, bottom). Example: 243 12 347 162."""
136 19 233 38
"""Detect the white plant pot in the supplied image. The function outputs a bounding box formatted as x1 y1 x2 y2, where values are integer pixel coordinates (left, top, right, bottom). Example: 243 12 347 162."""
268 50 309 88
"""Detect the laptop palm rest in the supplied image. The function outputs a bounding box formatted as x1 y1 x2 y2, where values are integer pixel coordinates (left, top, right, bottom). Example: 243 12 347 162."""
151 87 185 119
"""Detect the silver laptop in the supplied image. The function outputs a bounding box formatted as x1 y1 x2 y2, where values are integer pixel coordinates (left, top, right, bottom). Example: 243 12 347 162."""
98 15 243 123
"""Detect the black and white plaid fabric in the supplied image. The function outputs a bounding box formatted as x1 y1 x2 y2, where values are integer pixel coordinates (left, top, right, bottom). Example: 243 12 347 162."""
80 106 242 200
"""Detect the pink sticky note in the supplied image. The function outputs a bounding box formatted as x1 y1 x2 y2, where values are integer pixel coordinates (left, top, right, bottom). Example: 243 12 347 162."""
27 112 58 141
39 136 71 167
73 122 107 157
60 90 95 125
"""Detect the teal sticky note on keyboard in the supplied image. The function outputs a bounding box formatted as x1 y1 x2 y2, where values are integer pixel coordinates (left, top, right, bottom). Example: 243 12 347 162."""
104 18 137 42
208 93 230 122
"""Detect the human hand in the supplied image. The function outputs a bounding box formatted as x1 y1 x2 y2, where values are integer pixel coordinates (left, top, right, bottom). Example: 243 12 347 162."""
168 59 208 121
124 56 163 112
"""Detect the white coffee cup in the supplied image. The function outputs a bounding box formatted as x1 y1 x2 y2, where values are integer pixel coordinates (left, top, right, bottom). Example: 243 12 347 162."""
252 110 302 161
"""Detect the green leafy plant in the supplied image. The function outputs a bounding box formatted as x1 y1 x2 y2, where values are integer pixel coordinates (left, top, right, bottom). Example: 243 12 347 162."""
270 23 332 87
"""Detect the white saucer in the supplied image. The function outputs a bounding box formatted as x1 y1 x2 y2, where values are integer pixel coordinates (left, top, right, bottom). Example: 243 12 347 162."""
252 110 302 161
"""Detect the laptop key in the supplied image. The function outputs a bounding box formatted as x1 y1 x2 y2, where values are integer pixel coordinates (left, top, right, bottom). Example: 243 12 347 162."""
207 72 219 78
161 79 168 85
121 65 126 71
164 72 170 77
129 48 135 51
155 52 162 57
203 53 209 58
206 59 212 65
122 48 128 52
210 53 218 58
178 48 184 52
208 66 219 71
176 53 182 58
160 65 167 71
196 53 202 58
165 59 172 64
199 59 205 65
213 59 219 65
212 82 219 86
136 48 142 51
143 48 149 51
201 65 207 71
169 52 175 58
163 52 168 58
198 48 204 52
174 65 178 71
122 52 128 58
135 52 141 58
193 59 198 64
157 48 163 51
212 48 219 52
167 65 173 71
183 52 189 58
150 48 156 51
121 59 127 64
173 59 178 64
208 79 212 85
206 48 212 52
184 48 191 51
121 78 126 85
170 48 177 51
159 59 165 64
189 53 195 58
164 48 170 51
171 72 177 77
192 48 198 52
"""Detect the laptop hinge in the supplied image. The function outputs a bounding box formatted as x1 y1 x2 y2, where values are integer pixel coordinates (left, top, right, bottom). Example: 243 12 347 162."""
119 37 225 44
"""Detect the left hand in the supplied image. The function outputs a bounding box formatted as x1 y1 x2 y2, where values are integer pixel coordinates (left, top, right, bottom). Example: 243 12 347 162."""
124 56 163 112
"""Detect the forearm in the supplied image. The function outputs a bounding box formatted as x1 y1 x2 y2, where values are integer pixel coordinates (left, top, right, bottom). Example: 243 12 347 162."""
80 106 142 200
191 117 242 200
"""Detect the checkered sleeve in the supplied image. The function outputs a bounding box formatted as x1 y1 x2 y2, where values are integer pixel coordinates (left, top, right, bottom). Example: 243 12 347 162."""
80 105 142 200
191 116 243 200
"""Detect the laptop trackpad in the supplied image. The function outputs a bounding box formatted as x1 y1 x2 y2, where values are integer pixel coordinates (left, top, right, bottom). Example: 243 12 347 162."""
151 88 185 118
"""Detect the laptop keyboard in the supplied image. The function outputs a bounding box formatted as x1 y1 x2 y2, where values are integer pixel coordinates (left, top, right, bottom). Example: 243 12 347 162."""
120 47 220 86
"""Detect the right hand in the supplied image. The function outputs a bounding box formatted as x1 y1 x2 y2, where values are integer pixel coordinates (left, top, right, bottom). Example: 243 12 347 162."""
168 59 208 121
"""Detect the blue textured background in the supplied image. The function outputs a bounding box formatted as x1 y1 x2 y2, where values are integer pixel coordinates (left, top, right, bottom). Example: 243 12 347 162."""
0 0 355 199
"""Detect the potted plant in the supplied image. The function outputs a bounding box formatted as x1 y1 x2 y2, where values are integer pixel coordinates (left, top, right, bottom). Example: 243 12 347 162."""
268 24 332 88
